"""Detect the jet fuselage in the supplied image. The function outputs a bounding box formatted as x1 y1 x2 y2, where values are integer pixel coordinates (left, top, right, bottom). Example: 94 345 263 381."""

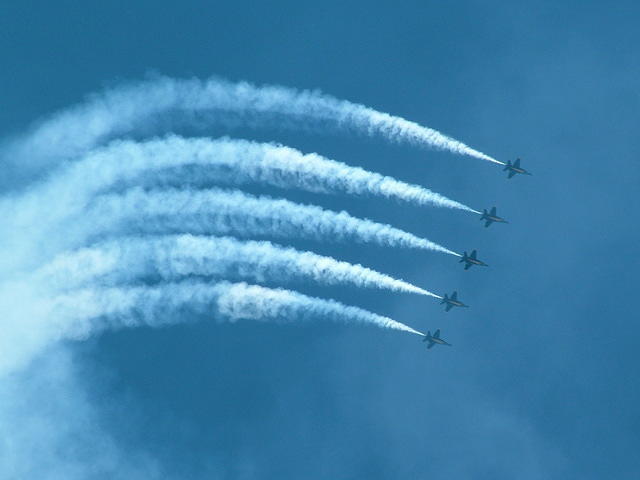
424 335 451 346
445 299 467 307
506 165 532 176
467 258 486 266
423 330 452 348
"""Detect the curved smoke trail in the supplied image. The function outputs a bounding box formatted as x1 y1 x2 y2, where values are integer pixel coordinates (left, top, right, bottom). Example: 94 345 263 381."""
48 281 425 340
59 135 478 213
88 187 460 256
0 277 424 375
37 234 440 298
5 75 501 176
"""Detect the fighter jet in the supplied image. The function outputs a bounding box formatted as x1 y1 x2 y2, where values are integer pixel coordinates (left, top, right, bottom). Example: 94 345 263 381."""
503 158 532 179
422 329 452 349
460 250 488 270
440 291 468 312
480 207 508 228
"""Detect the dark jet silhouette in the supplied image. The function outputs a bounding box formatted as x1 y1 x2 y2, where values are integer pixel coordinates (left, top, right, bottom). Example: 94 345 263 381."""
422 329 452 349
441 291 469 312
460 250 488 270
503 158 532 179
480 207 508 228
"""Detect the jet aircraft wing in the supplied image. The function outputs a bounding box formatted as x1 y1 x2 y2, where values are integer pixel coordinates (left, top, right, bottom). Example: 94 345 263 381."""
514 158 521 168
451 292 458 300
490 207 496 216
470 250 477 259
445 304 453 312
464 263 472 270
508 170 516 178
434 329 441 338
484 220 492 227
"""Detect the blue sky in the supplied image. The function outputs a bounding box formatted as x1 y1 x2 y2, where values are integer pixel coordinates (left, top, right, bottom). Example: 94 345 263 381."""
1 1 639 478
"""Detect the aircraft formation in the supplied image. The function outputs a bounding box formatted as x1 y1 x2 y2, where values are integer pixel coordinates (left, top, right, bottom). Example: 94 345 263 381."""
6 76 536 354
425 158 531 349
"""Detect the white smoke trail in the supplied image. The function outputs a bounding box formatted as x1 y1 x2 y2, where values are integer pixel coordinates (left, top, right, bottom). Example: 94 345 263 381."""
5 76 501 175
38 234 440 298
47 281 425 340
87 187 460 256
0 275 424 377
60 135 477 213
